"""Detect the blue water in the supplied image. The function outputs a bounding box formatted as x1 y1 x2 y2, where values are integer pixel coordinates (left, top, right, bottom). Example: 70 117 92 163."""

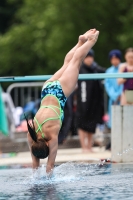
0 163 133 200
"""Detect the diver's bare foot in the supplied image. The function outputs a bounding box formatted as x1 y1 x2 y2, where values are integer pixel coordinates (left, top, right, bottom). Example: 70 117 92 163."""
78 29 95 44
87 29 99 44
79 29 99 46
79 35 88 44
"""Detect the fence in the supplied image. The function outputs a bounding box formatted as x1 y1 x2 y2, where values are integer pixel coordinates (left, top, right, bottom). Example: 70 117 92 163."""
1 73 133 162
7 82 44 107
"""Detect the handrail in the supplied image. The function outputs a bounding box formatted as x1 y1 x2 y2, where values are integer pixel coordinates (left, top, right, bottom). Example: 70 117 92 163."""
0 73 133 82
7 82 44 94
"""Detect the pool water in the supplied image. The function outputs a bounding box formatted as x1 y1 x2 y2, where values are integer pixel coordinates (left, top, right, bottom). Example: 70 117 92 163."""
0 162 133 200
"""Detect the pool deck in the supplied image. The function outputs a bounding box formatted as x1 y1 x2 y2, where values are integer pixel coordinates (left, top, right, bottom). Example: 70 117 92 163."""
0 147 111 166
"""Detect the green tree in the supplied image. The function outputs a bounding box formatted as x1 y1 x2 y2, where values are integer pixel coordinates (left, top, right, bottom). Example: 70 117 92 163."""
0 0 23 34
0 0 133 77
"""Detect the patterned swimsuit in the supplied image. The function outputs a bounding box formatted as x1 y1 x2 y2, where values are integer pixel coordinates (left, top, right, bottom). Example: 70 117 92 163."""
34 80 67 139
41 80 67 119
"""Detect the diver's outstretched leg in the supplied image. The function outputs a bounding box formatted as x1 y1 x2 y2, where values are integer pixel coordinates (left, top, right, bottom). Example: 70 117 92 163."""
44 30 92 83
59 29 99 97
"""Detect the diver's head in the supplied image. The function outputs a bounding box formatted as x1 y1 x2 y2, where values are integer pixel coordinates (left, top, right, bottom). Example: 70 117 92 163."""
31 139 49 159
25 114 49 159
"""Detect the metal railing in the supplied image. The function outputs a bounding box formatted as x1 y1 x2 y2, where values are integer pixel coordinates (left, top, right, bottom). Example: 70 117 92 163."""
0 72 133 82
7 82 44 107
1 73 132 141
2 72 132 108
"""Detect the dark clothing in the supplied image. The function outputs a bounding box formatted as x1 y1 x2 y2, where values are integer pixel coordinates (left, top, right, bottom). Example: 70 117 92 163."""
77 62 105 133
123 67 133 91
58 94 73 144
77 117 97 133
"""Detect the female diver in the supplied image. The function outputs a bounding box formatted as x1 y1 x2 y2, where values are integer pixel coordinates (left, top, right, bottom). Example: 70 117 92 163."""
27 29 99 174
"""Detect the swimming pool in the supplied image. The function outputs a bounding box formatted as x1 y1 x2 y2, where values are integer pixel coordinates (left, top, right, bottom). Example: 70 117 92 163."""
0 163 133 200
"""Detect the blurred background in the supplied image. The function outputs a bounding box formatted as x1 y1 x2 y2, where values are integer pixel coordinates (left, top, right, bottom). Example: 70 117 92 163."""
0 0 132 77
0 0 133 161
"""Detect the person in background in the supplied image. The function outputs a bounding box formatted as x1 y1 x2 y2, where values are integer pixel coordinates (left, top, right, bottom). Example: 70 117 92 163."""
105 50 123 129
77 49 105 152
70 91 78 136
118 48 133 105
105 50 123 150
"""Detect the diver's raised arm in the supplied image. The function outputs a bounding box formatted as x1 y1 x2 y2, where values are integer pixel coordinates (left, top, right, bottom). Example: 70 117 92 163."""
27 132 40 169
46 136 58 174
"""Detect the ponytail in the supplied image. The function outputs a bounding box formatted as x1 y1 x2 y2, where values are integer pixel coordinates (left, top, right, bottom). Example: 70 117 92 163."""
24 113 49 159
24 113 37 142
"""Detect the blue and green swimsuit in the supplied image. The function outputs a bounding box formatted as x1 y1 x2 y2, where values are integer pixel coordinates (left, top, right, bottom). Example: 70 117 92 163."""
34 80 67 138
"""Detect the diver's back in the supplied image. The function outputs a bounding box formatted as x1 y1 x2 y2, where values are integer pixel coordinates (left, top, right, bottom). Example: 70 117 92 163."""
34 95 61 138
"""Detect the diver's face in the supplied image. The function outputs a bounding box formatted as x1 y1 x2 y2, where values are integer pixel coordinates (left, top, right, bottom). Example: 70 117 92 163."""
125 52 133 65
110 56 121 67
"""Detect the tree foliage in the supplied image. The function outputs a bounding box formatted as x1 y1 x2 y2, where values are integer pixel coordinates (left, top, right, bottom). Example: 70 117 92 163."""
0 0 133 76
0 0 23 34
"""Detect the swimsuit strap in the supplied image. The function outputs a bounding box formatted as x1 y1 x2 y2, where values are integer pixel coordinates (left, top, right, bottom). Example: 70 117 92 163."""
40 105 62 124
41 94 63 122
40 105 61 115
41 93 60 105
34 105 62 139
36 84 63 139
40 116 61 128
34 117 45 138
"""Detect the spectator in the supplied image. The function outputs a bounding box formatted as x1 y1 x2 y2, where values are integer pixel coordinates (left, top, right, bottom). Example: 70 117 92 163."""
77 49 105 152
70 91 78 136
118 48 133 105
105 50 123 129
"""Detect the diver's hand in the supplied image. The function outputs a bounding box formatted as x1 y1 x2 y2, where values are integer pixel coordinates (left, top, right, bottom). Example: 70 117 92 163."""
46 165 54 178
46 136 58 175
46 165 53 173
